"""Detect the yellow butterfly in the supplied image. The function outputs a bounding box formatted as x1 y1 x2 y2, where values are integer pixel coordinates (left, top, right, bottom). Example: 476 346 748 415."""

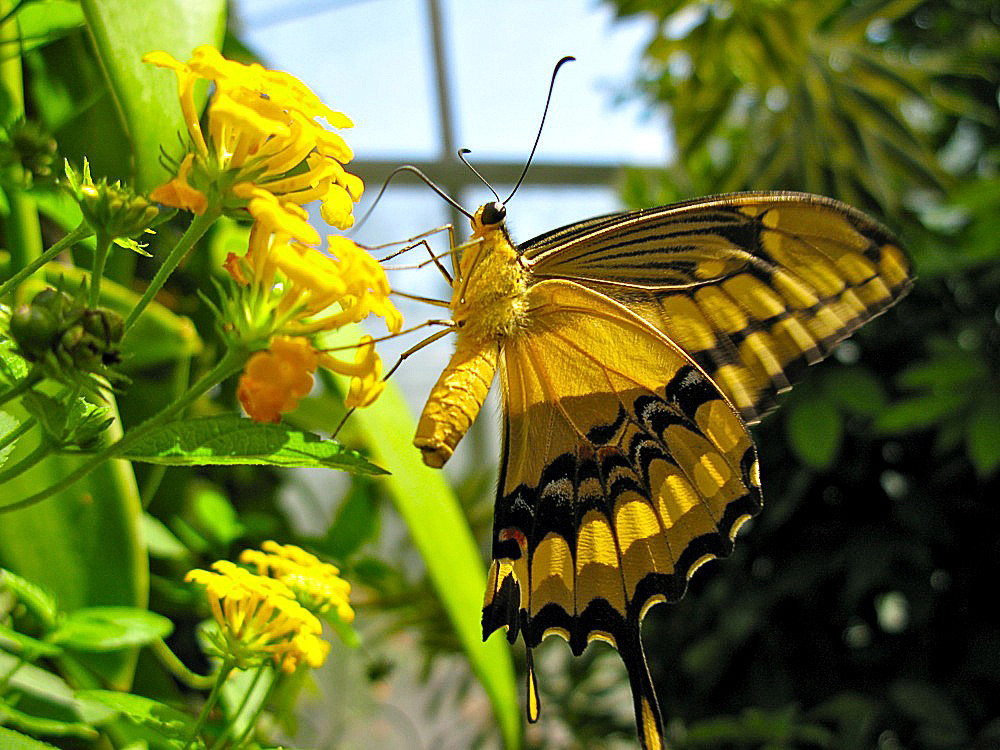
412 191 912 749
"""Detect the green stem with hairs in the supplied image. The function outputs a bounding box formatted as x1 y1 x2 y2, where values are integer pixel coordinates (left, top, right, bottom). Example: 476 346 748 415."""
87 233 114 307
0 225 93 299
182 658 235 750
125 208 220 331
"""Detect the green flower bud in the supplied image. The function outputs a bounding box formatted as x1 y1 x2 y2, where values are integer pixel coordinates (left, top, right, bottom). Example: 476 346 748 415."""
8 289 80 361
0 119 59 189
65 159 159 253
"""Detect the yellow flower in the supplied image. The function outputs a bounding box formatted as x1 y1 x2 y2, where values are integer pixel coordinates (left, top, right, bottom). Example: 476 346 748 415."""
186 560 329 673
144 46 362 228
226 225 401 418
237 336 318 423
240 541 354 625
320 335 385 409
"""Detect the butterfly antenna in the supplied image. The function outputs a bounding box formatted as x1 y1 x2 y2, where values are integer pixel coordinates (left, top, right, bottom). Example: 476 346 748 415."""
503 55 575 205
353 165 475 231
457 148 501 203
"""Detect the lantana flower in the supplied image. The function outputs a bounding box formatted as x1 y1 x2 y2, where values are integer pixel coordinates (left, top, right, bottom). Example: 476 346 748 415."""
240 541 354 625
144 45 361 228
228 223 402 421
186 560 329 673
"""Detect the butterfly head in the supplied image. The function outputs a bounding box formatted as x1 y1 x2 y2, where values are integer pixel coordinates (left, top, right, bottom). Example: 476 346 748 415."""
471 201 507 237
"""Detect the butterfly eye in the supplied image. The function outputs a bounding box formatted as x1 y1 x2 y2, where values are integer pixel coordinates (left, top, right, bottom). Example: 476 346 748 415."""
480 202 506 226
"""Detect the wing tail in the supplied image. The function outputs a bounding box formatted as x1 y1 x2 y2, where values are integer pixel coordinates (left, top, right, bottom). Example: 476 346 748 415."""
613 623 665 750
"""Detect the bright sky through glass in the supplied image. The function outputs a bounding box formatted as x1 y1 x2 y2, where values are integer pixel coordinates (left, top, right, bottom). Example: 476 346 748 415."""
232 0 670 165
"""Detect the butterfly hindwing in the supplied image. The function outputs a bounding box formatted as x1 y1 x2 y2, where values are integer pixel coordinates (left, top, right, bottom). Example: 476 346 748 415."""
482 279 762 750
521 192 913 424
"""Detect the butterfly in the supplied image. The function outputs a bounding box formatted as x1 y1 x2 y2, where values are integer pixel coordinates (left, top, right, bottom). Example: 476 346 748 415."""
412 191 912 749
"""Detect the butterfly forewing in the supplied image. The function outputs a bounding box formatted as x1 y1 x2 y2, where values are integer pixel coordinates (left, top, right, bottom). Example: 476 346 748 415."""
520 192 913 424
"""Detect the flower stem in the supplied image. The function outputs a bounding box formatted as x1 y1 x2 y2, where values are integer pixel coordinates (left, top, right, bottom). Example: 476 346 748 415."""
125 208 220 331
0 225 93 299
0 440 54 486
151 638 217 690
0 343 249 514
183 658 235 750
0 415 35 454
213 664 268 750
88 233 114 307
0 370 42 409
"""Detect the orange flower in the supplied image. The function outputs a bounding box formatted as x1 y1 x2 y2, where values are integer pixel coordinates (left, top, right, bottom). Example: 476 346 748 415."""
237 336 318 423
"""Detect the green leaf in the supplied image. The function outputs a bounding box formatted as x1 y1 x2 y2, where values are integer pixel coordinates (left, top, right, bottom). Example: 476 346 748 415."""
0 621 63 658
786 396 843 469
875 391 968 432
0 726 63 750
1 336 31 383
322 479 380 559
141 512 189 560
336 353 521 749
8 0 85 52
21 391 114 449
966 399 1000 477
48 606 172 652
0 394 146 689
1 410 19 467
0 568 59 629
823 367 887 415
75 689 191 741
0 650 116 724
80 0 227 191
191 484 243 546
121 414 387 473
0 702 98 740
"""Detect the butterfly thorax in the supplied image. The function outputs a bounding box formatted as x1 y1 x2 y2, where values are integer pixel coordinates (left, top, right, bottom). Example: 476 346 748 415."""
413 207 531 468
450 213 531 343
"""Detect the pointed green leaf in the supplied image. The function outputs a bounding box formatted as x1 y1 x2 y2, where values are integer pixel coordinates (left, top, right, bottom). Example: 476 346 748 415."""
0 567 60 628
75 689 191 740
120 414 386 473
339 364 521 749
0 727 63 750
0 395 146 689
786 396 842 469
48 606 172 652
1 410 20 467
966 399 1000 477
0 703 98 740
823 367 888 415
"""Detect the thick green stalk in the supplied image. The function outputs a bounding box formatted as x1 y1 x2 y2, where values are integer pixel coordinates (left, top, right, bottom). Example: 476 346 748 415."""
125 208 220 331
0 6 43 268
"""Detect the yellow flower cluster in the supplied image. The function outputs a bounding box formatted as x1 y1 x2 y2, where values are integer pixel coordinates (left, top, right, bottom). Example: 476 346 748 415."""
240 540 354 625
144 45 361 229
186 559 329 673
145 46 403 422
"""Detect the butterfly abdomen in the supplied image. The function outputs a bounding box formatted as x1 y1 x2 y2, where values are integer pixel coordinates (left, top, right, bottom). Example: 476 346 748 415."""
414 217 532 467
